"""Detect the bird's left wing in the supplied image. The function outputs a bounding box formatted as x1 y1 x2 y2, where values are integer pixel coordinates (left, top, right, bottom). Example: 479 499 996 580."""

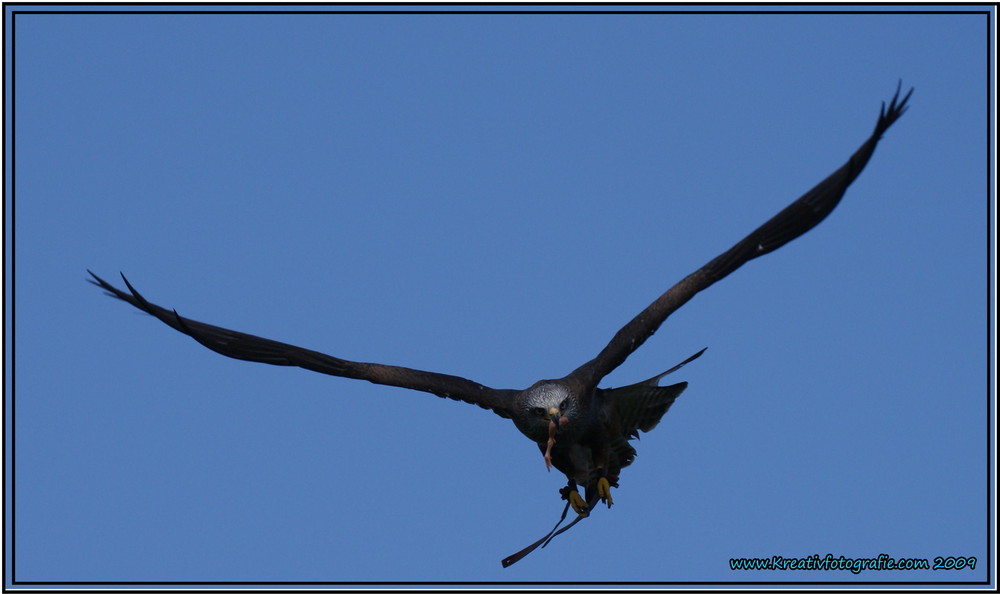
88 271 519 418
608 347 706 437
566 83 912 389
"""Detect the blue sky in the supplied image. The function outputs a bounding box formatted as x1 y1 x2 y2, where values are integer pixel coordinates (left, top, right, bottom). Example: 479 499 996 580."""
4 4 993 588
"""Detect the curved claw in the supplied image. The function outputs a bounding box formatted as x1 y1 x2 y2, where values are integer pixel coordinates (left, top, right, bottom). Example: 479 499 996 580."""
560 484 589 516
567 490 589 516
597 476 614 508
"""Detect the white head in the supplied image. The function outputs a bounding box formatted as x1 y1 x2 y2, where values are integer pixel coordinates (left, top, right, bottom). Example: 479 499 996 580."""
513 381 578 443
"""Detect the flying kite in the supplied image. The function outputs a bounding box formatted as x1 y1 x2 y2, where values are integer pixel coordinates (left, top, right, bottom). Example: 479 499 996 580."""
89 83 911 567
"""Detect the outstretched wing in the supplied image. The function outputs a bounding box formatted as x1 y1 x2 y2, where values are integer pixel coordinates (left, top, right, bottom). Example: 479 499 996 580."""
567 83 913 389
602 348 707 469
609 347 707 435
88 271 519 418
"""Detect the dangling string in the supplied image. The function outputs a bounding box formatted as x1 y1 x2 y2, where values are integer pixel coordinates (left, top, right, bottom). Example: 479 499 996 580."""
501 499 571 567
540 490 600 549
500 489 601 567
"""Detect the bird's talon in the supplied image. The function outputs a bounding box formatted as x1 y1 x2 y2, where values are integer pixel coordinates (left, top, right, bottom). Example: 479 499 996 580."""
597 476 614 508
567 490 589 516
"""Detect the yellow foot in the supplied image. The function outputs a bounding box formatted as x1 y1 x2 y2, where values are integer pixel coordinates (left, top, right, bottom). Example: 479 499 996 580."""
597 476 614 508
568 490 589 516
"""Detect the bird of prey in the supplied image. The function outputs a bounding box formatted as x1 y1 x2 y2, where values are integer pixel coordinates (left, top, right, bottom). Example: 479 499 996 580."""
89 84 911 567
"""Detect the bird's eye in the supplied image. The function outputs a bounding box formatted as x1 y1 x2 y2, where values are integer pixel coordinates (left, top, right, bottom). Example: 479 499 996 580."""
532 407 546 417
559 398 568 411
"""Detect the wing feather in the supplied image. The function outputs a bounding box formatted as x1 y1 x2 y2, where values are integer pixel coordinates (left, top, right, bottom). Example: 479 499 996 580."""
567 84 912 388
88 271 518 418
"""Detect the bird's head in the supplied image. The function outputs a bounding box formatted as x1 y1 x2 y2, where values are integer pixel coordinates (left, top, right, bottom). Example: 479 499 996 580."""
513 381 578 470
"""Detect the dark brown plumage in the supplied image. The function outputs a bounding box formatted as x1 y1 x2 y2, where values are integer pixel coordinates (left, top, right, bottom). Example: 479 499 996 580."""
89 83 911 566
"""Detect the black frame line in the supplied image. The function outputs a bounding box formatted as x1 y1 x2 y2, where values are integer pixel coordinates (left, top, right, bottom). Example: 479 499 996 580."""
3 3 994 589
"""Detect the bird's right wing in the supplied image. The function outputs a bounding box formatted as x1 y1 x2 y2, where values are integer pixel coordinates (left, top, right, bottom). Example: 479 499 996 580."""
88 271 519 419
566 83 913 389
